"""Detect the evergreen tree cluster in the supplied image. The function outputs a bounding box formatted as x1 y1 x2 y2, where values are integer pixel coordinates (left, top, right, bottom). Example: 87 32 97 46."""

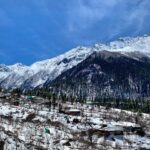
25 88 150 114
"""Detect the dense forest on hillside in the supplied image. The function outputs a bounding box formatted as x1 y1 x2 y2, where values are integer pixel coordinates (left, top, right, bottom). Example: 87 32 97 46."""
24 88 150 113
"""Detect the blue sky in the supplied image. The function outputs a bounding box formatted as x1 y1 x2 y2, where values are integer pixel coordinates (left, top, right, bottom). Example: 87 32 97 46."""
0 0 150 65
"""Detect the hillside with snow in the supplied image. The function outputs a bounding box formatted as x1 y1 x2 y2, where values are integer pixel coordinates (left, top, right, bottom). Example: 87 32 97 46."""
47 49 150 99
0 96 150 150
0 35 150 90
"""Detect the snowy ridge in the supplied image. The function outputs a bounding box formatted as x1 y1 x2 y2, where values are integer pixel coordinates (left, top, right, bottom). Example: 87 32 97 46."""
95 35 150 53
0 35 150 89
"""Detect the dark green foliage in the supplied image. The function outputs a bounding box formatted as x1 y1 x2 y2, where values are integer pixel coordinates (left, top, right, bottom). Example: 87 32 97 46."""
94 97 150 113
12 88 22 96
136 129 145 137
26 87 150 114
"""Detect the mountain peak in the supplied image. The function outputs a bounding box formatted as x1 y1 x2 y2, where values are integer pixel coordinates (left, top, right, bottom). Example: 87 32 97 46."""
94 35 150 53
49 49 150 99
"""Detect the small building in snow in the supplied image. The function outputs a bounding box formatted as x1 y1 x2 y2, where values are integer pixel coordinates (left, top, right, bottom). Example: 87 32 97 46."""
65 109 81 116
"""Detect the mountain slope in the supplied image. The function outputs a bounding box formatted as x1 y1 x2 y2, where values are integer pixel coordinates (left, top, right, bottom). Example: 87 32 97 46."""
0 35 150 90
47 50 150 99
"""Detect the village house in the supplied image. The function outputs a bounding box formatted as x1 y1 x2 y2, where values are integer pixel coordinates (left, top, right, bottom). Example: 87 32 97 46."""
65 109 81 116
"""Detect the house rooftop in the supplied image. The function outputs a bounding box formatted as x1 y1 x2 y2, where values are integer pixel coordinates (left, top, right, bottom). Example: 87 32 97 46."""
67 109 81 112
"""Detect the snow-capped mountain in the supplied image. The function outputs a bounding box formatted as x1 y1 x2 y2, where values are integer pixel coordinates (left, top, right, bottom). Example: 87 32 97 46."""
48 50 150 99
0 35 150 90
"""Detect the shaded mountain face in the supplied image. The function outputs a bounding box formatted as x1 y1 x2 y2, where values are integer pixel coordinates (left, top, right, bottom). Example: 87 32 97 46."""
47 51 150 99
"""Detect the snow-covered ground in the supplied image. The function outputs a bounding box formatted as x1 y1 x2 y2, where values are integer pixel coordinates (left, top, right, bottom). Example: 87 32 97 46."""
0 98 150 150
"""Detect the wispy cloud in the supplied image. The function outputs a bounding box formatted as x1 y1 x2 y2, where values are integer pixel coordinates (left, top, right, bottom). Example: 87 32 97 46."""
126 0 150 35
66 0 119 32
0 0 150 64
64 0 150 41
